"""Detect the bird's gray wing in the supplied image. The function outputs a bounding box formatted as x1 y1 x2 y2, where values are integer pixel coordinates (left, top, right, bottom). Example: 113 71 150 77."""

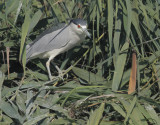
26 23 70 60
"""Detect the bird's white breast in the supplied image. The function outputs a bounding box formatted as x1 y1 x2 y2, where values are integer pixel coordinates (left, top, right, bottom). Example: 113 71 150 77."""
41 43 70 59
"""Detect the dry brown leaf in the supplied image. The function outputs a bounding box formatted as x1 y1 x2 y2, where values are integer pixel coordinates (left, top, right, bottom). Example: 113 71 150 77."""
128 50 137 94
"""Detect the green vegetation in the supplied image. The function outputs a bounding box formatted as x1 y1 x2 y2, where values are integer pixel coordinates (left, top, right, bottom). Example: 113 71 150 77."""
0 0 160 124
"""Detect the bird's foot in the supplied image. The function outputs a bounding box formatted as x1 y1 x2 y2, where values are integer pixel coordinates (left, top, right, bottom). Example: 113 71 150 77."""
49 70 68 81
50 76 59 81
57 70 68 80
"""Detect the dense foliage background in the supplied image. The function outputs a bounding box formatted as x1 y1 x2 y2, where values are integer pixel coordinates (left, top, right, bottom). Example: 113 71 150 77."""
0 0 160 124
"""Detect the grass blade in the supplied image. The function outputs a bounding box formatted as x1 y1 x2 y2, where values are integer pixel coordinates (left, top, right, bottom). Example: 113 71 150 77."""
126 0 132 37
28 9 43 34
23 113 50 125
87 103 105 125
145 104 160 124
108 0 113 57
112 42 129 91
19 9 31 76
72 67 106 84
0 71 5 102
124 96 137 124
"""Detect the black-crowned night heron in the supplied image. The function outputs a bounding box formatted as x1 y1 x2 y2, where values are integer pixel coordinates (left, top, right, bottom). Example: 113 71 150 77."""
26 19 91 80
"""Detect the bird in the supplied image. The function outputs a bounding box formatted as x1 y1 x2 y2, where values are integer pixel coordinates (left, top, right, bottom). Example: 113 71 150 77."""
26 19 91 81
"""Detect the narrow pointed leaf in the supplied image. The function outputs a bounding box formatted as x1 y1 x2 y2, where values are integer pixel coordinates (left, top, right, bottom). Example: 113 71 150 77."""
23 113 50 125
112 42 129 91
87 103 105 125
145 104 160 124
72 67 106 84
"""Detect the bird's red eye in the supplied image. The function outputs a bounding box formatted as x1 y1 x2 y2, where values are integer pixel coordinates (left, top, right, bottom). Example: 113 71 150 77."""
77 24 81 28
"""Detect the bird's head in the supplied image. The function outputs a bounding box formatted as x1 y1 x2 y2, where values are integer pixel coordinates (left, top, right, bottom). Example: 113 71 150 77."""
69 19 91 38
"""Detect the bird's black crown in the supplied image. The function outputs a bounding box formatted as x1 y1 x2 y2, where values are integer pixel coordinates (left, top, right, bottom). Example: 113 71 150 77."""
71 19 87 26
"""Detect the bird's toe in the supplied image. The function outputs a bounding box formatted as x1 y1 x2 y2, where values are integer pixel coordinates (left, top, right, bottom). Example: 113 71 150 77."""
58 70 68 80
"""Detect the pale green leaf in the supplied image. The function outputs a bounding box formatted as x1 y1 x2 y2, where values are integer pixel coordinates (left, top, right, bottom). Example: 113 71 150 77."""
145 104 160 124
23 113 50 125
108 0 113 56
87 103 105 125
0 71 5 102
72 67 106 84
28 9 43 34
112 42 129 91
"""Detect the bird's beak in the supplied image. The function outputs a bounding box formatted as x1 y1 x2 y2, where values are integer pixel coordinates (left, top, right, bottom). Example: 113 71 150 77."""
83 29 91 38
81 26 91 38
